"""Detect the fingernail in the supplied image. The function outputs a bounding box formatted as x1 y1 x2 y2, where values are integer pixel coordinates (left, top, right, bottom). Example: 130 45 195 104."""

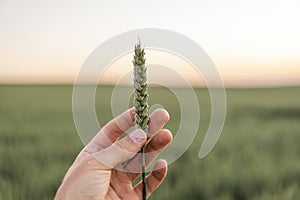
129 129 146 144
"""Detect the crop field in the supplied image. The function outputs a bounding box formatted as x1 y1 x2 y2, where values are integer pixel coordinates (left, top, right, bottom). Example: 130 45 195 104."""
0 85 300 199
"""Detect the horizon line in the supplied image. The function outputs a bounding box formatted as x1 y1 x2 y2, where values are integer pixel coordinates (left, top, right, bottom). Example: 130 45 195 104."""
1 83 300 89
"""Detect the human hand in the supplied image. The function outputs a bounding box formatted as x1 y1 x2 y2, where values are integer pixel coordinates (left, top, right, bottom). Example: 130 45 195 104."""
55 108 172 200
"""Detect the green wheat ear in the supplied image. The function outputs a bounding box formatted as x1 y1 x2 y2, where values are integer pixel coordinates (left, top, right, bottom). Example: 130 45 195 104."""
133 40 148 200
133 41 149 132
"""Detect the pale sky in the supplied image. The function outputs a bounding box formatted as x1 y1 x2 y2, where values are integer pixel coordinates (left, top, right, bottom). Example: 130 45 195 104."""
0 0 299 87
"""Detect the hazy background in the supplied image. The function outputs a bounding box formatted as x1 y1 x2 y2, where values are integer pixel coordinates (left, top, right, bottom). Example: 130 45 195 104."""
0 0 299 87
1 1 300 200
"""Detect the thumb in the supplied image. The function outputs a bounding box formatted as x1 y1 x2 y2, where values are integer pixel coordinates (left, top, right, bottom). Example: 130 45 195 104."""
92 129 147 168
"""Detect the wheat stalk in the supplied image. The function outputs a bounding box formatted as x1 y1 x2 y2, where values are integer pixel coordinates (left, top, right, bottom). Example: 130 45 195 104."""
133 40 149 200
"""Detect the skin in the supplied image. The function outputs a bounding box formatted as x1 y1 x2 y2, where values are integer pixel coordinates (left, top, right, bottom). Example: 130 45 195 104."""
55 108 173 200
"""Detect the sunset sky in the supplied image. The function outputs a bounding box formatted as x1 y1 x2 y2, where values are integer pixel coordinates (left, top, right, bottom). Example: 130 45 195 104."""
0 0 299 87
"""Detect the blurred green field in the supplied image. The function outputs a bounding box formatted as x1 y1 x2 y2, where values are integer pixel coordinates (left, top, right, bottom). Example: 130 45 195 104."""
1 85 300 200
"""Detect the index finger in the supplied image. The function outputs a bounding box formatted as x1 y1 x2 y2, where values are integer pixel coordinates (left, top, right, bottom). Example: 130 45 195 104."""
86 108 135 152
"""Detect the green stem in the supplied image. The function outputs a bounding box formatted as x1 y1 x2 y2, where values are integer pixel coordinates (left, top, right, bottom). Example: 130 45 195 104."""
141 145 146 200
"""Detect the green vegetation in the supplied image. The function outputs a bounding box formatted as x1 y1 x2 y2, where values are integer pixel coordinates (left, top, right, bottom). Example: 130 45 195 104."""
0 85 300 200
